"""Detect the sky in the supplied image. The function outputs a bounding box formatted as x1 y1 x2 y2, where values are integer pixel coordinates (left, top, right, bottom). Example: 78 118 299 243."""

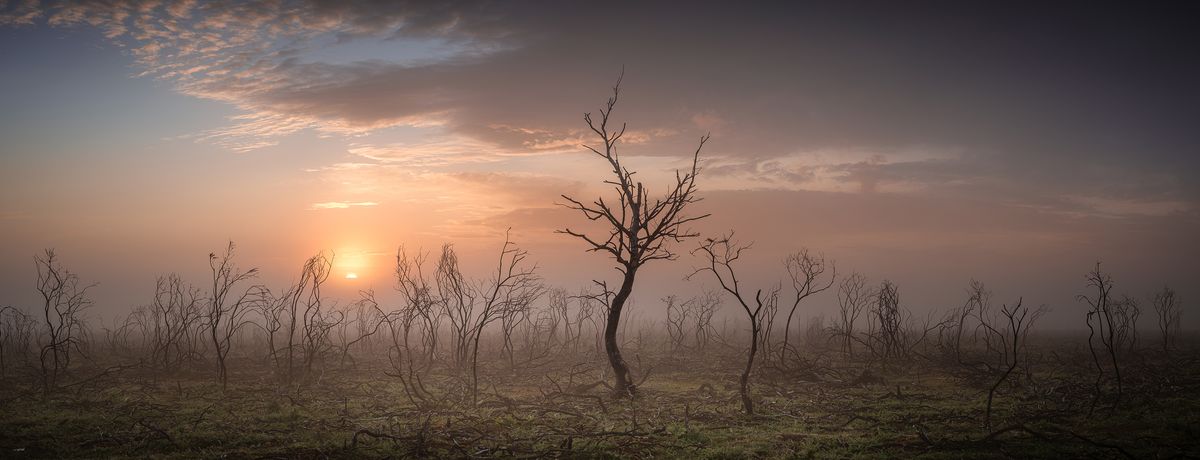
1 1 1197 330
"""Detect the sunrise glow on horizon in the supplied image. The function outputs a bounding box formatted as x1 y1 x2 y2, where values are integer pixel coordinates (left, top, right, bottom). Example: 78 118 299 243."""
2 3 1199 457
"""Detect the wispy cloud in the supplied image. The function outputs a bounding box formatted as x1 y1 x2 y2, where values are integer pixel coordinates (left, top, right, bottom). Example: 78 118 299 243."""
4 0 1196 225
310 201 378 210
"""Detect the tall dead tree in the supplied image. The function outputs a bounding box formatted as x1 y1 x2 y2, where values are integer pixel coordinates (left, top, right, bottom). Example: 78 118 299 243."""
206 242 258 389
692 289 721 350
1077 262 1120 415
977 297 1044 429
1112 295 1141 354
664 295 691 352
831 272 871 357
559 75 709 397
150 274 204 371
0 306 37 377
690 234 773 415
871 280 906 362
780 249 835 366
1153 286 1181 353
280 252 333 383
298 253 336 376
952 280 991 364
35 249 93 395
394 245 440 367
437 244 477 369
466 231 542 406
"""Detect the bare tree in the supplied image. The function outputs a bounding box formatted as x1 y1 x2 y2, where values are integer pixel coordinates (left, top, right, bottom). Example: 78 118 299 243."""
559 74 709 397
780 249 836 366
255 284 292 370
690 234 775 415
465 231 542 405
0 306 38 377
35 249 94 395
1112 295 1141 354
1077 262 1120 415
951 280 991 364
394 245 440 367
369 289 433 406
564 290 595 354
150 274 204 371
298 253 339 376
757 290 780 363
277 252 334 383
574 289 605 356
869 280 906 363
499 288 533 367
337 297 385 367
692 289 721 350
977 297 1045 429
437 243 477 369
206 242 259 389
1153 286 1182 353
548 289 574 350
664 295 690 352
831 272 871 357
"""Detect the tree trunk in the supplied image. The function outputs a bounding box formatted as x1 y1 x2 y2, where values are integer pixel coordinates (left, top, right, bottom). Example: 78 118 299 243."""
781 304 798 368
742 323 759 415
605 267 638 398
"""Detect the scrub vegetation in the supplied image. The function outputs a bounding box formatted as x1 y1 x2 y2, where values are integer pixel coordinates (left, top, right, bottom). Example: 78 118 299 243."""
1 83 1195 459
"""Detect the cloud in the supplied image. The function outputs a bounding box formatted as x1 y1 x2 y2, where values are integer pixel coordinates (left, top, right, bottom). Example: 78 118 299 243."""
0 0 41 26
347 135 500 167
4 0 1197 223
310 201 378 210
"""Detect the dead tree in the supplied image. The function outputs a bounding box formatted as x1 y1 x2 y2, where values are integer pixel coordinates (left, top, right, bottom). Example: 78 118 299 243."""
278 252 333 383
831 272 871 358
1153 286 1181 353
255 284 291 370
547 288 571 349
338 298 385 367
1111 295 1141 354
437 244 477 369
0 306 38 377
692 289 720 350
35 249 94 395
950 280 991 364
565 289 595 354
368 289 433 405
559 74 709 397
690 234 774 415
664 295 690 352
498 291 531 367
298 253 338 376
150 274 204 371
375 291 426 405
206 242 259 389
573 289 605 356
394 246 440 368
757 289 780 362
977 297 1044 429
1077 262 1120 415
780 249 836 366
466 231 542 405
870 280 906 363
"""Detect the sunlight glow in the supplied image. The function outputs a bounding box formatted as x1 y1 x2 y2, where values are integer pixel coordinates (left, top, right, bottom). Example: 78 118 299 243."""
344 272 358 280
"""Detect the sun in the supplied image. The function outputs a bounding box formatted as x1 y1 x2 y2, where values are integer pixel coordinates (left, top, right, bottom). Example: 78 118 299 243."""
344 272 358 280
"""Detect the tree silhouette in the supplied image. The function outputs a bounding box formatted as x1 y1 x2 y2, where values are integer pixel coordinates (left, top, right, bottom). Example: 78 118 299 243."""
559 73 709 397
690 233 775 415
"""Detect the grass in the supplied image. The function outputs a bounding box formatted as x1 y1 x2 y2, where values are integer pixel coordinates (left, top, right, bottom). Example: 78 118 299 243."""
0 344 1197 458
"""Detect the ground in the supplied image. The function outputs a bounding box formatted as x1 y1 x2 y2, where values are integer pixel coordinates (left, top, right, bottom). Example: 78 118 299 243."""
1 344 1198 458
